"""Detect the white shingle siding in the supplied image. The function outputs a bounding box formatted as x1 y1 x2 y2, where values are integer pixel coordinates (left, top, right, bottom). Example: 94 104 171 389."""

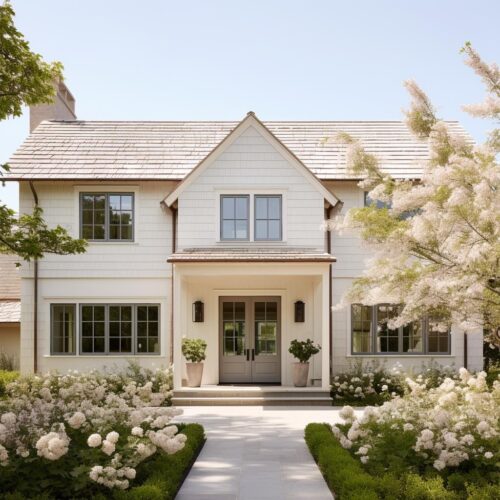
177 126 326 250
18 181 175 278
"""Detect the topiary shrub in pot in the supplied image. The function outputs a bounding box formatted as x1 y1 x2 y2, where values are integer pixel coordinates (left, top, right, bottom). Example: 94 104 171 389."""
288 338 321 387
182 338 207 387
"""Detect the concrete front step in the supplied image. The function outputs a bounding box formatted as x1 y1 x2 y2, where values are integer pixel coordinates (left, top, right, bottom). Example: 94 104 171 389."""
172 396 333 406
172 387 333 406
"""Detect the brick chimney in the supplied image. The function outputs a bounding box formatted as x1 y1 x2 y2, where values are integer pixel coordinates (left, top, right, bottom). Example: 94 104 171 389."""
29 79 76 132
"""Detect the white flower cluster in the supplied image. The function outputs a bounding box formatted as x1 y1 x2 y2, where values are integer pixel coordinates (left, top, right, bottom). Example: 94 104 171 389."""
333 369 499 472
0 365 184 491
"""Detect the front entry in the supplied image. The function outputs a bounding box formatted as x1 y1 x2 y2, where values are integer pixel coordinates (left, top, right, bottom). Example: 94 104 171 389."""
219 296 281 384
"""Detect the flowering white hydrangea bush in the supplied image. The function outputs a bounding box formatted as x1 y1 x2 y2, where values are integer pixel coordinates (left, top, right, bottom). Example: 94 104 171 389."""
331 362 459 405
0 364 186 497
333 369 499 477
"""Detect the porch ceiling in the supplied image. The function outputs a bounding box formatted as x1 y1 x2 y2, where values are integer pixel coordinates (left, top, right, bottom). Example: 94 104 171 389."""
167 247 336 263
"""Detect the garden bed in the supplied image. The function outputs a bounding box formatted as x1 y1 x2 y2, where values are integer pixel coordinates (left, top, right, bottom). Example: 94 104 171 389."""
0 364 204 499
305 423 499 500
309 369 500 499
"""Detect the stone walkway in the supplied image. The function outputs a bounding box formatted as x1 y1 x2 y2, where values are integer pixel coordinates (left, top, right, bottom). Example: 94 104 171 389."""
174 406 346 500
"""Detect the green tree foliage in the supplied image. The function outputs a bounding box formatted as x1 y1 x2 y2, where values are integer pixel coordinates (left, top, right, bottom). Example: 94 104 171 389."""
0 1 86 260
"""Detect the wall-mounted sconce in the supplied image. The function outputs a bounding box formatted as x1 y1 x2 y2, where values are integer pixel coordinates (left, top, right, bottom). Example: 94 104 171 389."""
192 301 204 322
294 300 305 322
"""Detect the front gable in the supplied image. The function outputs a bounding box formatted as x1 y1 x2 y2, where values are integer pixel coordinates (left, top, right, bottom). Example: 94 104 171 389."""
171 113 338 250
164 112 339 208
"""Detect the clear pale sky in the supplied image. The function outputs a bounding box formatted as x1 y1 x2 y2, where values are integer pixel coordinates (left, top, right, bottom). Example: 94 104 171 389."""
1 0 499 211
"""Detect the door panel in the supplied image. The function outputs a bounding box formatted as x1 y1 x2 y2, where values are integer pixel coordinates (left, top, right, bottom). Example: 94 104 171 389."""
219 299 251 383
219 297 281 384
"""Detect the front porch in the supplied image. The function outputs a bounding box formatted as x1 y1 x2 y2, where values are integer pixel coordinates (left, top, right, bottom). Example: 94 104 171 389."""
171 260 331 390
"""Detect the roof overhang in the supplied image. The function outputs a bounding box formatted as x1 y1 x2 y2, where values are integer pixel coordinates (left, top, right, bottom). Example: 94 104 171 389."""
163 112 340 208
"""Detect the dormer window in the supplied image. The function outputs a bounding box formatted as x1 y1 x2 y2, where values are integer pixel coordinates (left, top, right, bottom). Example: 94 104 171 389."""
220 195 249 240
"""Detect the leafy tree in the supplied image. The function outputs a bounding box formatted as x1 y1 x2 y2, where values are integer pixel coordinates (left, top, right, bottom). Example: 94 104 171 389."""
0 1 63 120
0 1 86 260
329 44 499 346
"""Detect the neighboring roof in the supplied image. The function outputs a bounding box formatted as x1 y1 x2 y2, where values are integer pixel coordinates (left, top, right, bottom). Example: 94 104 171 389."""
164 113 339 207
0 301 21 324
0 254 21 300
5 119 471 181
167 247 336 263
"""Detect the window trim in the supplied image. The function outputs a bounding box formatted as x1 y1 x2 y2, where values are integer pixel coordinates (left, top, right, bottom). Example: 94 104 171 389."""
350 303 451 356
254 194 283 241
80 192 135 242
73 303 160 356
50 304 77 355
220 194 250 241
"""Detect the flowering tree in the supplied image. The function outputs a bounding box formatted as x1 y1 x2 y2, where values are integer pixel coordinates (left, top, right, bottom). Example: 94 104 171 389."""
330 44 500 346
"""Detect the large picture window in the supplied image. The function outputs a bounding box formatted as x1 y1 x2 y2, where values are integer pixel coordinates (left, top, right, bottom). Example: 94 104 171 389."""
51 304 76 355
80 193 134 241
220 195 249 240
351 304 450 355
50 303 159 355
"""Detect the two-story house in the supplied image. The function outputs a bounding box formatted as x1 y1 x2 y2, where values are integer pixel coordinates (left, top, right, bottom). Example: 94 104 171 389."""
5 82 483 391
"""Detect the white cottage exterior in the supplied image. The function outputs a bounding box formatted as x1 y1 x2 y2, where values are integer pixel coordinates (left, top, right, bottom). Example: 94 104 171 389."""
5 84 483 392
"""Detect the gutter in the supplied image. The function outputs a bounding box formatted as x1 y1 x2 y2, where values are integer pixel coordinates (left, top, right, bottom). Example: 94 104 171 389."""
29 181 39 373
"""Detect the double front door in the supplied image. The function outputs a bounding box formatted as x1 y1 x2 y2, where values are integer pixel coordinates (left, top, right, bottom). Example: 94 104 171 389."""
219 296 281 384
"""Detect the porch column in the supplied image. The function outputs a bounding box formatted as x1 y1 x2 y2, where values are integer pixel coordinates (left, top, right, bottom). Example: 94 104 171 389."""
172 266 183 390
321 268 330 389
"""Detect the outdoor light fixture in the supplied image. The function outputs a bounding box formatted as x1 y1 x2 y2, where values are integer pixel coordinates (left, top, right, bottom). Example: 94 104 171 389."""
294 300 305 322
192 301 204 322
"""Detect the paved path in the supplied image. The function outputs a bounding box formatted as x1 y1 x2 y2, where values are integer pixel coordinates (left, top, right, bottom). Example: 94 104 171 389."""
174 406 346 500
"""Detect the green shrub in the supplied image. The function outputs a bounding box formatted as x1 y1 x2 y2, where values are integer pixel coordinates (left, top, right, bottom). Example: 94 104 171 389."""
0 353 17 371
466 483 500 500
181 338 207 363
403 474 460 499
304 423 403 499
0 369 19 398
288 339 321 363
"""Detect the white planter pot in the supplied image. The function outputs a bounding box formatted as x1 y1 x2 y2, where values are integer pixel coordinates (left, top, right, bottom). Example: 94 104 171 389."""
292 362 309 387
186 362 204 387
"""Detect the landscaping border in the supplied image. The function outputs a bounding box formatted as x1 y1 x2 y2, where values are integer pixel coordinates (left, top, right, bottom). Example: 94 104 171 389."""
114 422 206 500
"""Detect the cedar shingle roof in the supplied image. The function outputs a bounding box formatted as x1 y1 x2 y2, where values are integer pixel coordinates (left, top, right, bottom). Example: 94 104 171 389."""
5 120 471 180
168 247 335 263
0 254 21 300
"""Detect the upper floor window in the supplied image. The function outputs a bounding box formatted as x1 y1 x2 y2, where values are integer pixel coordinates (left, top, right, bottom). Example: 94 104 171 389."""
80 193 134 241
255 195 282 241
364 192 391 209
351 303 449 355
220 195 249 240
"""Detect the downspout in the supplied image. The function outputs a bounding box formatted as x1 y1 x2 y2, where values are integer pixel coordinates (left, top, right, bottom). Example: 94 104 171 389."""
169 205 178 366
29 181 39 373
325 199 343 378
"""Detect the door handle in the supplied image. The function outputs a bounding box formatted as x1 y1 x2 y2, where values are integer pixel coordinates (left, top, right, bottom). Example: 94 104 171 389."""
251 348 255 361
246 349 250 361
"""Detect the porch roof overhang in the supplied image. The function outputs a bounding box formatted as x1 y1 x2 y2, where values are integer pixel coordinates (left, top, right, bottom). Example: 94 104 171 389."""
0 301 21 323
167 247 336 263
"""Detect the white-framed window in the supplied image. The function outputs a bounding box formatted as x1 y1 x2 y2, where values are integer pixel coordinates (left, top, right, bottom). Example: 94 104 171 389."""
50 303 160 355
220 195 250 240
351 304 450 355
80 192 134 241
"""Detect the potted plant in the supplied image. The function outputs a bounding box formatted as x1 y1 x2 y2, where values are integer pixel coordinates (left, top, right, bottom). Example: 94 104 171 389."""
182 338 207 387
288 338 321 387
